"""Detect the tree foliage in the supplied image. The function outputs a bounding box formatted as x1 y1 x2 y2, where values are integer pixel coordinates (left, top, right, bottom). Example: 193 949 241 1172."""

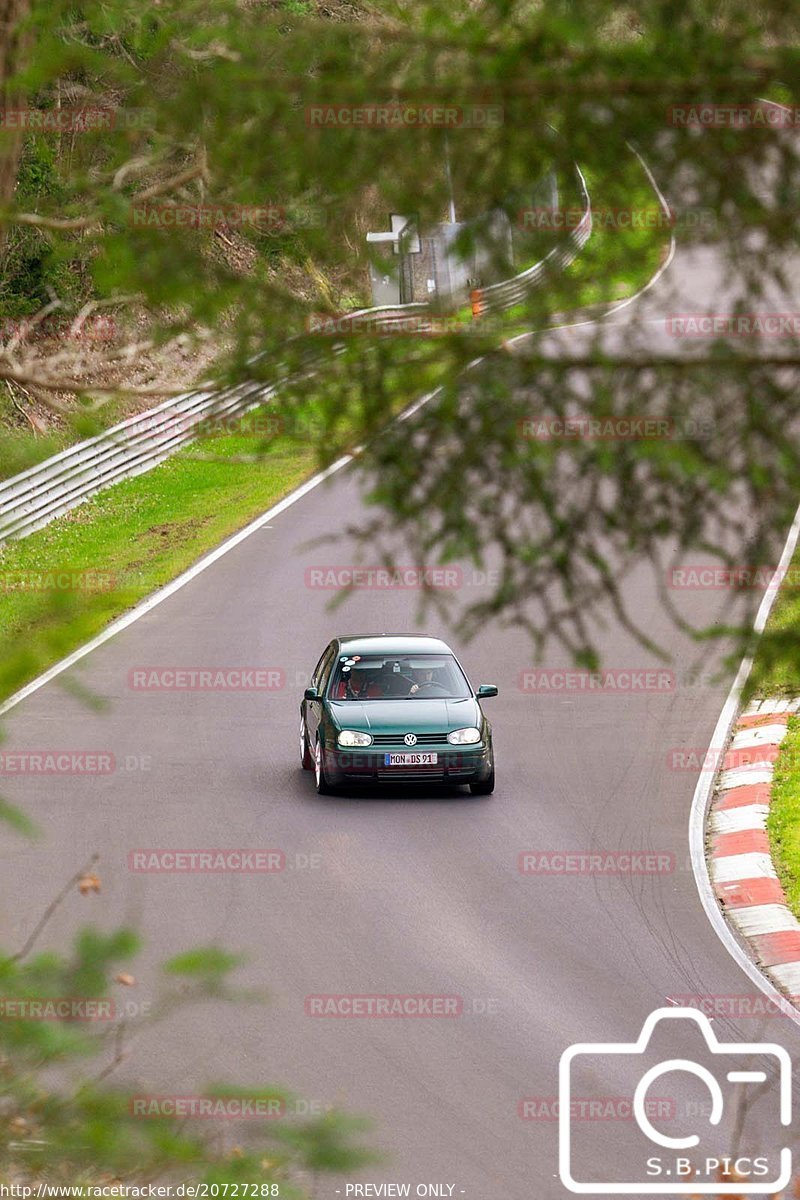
2 0 800 1186
1 0 799 669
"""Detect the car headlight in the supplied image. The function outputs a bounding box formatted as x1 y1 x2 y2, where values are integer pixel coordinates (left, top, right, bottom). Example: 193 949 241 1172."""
337 730 373 748
447 727 481 745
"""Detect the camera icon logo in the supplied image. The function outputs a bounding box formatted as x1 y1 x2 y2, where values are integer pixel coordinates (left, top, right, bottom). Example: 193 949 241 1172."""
559 1006 791 1194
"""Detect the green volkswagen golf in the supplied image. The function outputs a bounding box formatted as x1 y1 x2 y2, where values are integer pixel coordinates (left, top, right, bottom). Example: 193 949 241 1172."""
300 634 497 794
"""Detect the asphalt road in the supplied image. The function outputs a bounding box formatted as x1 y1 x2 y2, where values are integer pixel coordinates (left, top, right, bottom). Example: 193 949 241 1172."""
2 190 800 1196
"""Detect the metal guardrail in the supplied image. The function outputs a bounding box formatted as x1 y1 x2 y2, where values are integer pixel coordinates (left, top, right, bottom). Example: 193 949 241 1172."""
476 166 592 313
0 169 591 545
0 380 277 542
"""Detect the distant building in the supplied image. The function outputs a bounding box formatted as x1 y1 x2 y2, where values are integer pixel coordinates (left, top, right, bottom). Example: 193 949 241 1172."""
365 170 559 308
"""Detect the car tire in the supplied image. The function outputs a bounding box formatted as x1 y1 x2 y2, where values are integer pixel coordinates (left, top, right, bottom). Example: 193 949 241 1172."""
470 761 495 796
300 715 314 770
314 735 334 795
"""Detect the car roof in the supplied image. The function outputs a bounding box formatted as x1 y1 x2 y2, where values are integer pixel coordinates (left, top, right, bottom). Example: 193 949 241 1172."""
335 635 453 657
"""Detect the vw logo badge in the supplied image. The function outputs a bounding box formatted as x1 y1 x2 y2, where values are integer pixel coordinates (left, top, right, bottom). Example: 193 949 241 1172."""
404 733 418 746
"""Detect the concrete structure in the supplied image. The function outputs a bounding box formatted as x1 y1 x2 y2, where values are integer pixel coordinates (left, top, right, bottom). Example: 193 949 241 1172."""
366 170 560 308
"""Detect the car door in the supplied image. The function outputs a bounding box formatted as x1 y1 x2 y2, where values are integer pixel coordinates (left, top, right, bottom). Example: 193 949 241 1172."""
305 642 336 745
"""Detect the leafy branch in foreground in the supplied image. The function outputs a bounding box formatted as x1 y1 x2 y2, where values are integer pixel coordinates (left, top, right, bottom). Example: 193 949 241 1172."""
0 860 375 1194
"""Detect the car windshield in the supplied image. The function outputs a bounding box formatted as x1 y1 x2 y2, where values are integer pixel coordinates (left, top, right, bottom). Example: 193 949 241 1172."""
329 653 471 701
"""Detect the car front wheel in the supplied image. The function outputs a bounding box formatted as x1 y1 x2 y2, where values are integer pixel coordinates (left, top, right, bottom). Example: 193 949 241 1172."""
314 735 334 795
470 761 495 796
300 714 314 770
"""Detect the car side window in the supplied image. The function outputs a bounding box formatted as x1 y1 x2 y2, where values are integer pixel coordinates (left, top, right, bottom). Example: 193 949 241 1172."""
312 644 338 693
317 646 338 694
311 644 333 689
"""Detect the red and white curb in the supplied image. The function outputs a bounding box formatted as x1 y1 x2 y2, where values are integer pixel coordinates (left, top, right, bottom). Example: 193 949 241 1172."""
709 697 800 1004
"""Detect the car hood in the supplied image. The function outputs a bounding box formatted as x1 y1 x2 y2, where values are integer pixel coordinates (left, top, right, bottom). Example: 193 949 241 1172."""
328 696 482 734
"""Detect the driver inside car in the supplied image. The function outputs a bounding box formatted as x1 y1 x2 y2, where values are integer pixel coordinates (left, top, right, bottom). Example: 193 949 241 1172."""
409 667 436 695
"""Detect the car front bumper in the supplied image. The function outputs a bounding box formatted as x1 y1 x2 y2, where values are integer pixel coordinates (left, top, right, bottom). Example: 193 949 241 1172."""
323 744 493 785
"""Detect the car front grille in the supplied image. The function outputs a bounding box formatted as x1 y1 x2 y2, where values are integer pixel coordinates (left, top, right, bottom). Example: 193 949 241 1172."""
371 732 448 746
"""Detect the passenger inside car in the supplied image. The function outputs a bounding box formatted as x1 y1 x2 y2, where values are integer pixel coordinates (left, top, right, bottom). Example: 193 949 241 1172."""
330 655 469 700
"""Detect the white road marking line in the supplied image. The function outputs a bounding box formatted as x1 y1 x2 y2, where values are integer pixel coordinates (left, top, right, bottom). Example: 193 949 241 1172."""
719 122 800 951
506 144 676 342
689 481 800 1029
0 373 459 720
0 455 353 717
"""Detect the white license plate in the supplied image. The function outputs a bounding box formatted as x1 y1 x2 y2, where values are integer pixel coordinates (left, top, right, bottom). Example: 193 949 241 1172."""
384 752 438 766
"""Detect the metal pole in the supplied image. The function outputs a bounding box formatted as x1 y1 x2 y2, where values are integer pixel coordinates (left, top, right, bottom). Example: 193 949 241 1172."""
444 134 456 224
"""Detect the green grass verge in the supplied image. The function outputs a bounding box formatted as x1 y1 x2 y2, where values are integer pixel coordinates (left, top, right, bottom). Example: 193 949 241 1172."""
526 149 671 318
767 715 800 918
452 147 670 333
0 337 450 707
747 541 800 700
0 410 317 703
551 160 670 311
761 83 794 107
745 503 800 916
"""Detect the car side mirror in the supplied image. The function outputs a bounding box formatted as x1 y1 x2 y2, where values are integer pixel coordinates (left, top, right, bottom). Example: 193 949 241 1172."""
477 684 498 699
304 686 320 701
